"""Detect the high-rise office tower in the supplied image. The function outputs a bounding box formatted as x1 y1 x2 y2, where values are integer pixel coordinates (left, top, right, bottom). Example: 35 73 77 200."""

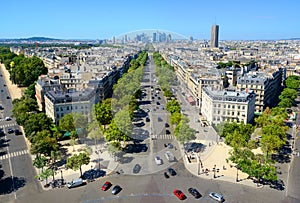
112 36 115 44
152 32 157 42
210 24 219 48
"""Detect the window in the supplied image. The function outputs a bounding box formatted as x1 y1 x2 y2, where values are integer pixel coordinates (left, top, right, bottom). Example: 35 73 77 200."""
67 106 69 110
228 105 231 108
56 107 59 112
60 107 63 111
238 106 240 109
242 106 245 110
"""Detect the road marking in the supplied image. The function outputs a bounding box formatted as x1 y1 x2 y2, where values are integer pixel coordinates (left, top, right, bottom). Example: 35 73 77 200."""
0 123 16 128
0 149 29 160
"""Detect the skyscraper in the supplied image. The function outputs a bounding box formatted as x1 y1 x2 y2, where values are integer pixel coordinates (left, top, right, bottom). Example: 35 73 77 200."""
210 24 219 48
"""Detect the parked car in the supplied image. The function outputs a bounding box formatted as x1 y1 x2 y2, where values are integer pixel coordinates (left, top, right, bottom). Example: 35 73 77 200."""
14 129 21 135
101 181 112 191
6 96 10 99
168 168 177 176
173 189 186 200
133 164 141 174
67 178 83 189
209 192 224 202
5 117 11 121
165 151 175 162
165 123 169 127
154 156 162 165
164 172 169 179
111 185 122 195
188 187 201 199
145 116 150 122
7 128 14 134
167 143 173 149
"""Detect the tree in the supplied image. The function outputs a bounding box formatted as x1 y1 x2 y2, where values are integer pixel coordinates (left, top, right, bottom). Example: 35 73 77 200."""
37 168 53 186
278 98 292 108
24 82 37 99
66 152 90 177
170 112 189 126
30 130 59 156
260 124 286 156
174 122 196 143
113 108 133 138
104 121 130 144
33 155 48 173
166 99 181 114
59 112 87 141
87 107 104 147
12 96 38 125
95 99 113 127
285 75 300 89
24 113 53 141
279 88 297 101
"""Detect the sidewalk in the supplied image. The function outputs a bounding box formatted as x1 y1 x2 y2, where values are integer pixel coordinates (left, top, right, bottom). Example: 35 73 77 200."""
179 140 263 188
0 64 22 100
38 143 119 190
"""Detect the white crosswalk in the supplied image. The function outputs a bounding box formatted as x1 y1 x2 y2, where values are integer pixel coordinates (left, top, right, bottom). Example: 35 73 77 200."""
152 134 175 140
0 123 16 128
0 149 29 160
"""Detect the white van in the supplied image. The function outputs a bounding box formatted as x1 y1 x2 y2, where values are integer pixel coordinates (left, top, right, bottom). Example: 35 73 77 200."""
67 178 83 189
154 156 162 165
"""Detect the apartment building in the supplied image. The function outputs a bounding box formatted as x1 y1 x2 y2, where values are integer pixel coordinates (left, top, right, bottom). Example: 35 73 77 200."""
44 88 97 125
237 68 284 113
201 87 256 125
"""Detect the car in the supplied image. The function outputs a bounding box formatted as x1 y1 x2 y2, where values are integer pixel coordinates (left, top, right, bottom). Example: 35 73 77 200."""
156 101 160 105
141 145 148 152
157 117 163 122
14 129 21 135
165 151 175 162
164 172 169 179
158 96 161 100
209 192 224 202
173 189 186 200
6 96 10 99
154 156 162 165
166 129 170 134
101 181 112 191
145 117 150 122
165 123 169 127
111 185 122 195
5 117 11 121
146 108 150 113
188 187 201 199
168 167 177 176
0 105 3 110
167 143 173 149
133 164 141 174
67 178 83 189
7 128 14 134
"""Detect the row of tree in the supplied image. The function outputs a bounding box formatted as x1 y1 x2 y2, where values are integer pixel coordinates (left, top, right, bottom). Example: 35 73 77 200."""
278 75 300 108
0 48 48 87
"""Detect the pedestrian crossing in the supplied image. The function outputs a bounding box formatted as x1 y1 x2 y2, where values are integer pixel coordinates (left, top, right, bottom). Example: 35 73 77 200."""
0 123 16 128
0 149 29 160
152 134 175 140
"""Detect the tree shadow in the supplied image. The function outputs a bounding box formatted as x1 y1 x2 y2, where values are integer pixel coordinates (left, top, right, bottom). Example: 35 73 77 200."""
0 176 26 195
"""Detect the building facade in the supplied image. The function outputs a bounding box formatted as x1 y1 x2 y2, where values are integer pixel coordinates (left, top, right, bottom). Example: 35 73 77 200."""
201 87 256 125
210 25 219 48
236 68 284 114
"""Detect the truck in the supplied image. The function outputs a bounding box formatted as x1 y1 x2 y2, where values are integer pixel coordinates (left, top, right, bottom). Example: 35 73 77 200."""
67 178 83 189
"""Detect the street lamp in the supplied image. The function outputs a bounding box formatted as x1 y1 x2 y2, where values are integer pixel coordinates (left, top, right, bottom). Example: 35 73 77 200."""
236 165 239 182
60 170 63 180
213 164 216 178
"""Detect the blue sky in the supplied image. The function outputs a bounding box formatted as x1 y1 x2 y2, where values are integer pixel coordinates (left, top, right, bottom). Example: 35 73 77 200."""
0 0 299 40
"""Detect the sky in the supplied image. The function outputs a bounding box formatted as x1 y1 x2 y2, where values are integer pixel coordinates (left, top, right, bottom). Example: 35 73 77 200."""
0 0 299 40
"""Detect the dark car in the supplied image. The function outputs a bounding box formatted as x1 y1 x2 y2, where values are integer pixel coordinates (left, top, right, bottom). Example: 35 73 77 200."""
167 143 173 149
168 168 176 176
0 105 3 110
141 145 148 152
111 185 122 195
188 187 201 199
101 181 112 191
133 164 141 174
14 129 21 135
6 96 10 99
7 128 14 134
145 116 150 122
164 172 169 179
156 101 160 105
165 123 169 127
166 129 170 134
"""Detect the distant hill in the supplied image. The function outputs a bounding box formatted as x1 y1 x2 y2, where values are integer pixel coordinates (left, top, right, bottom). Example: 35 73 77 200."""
20 37 60 41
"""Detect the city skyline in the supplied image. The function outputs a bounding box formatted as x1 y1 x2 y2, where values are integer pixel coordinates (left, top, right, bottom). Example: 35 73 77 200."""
0 0 299 40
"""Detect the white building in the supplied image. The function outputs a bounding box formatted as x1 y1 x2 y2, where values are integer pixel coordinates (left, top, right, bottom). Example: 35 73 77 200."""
201 87 256 125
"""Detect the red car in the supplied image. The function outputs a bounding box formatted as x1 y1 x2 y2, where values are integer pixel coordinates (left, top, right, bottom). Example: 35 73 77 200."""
173 189 186 200
101 181 112 191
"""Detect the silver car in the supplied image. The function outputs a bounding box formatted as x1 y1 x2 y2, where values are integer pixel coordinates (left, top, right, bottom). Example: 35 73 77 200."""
209 192 224 202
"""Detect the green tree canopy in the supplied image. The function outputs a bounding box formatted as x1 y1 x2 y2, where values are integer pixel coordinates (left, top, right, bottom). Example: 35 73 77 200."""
66 152 90 177
174 122 196 144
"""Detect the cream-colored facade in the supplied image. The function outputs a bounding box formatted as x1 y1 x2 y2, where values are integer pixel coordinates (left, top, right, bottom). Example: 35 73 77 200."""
201 87 256 125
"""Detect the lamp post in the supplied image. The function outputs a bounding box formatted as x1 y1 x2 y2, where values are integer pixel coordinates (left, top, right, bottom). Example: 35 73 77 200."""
213 164 216 178
236 165 239 182
60 170 63 180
